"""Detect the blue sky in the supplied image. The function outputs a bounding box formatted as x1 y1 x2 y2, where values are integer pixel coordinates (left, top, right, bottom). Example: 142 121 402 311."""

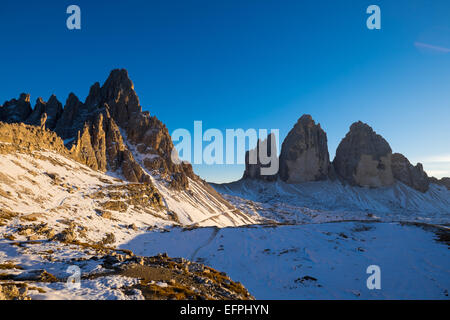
1 0 449 183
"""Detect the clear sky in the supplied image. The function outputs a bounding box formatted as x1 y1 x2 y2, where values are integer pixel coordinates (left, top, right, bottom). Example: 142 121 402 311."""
1 0 449 183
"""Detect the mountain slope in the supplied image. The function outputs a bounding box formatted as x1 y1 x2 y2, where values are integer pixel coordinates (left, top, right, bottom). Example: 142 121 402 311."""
0 124 256 300
0 69 258 231
212 179 450 225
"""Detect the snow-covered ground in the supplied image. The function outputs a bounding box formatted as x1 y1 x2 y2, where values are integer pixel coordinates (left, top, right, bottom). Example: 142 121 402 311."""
121 222 450 299
0 146 258 244
212 179 450 225
1 145 449 299
0 239 144 300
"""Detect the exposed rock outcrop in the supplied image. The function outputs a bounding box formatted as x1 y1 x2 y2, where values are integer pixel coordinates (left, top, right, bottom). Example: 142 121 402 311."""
66 108 151 183
6 69 192 188
0 93 32 123
429 177 450 190
243 133 278 181
0 121 79 162
80 69 194 188
333 121 394 188
0 69 192 188
54 93 88 140
26 95 63 130
84 69 141 128
391 153 429 192
279 115 330 183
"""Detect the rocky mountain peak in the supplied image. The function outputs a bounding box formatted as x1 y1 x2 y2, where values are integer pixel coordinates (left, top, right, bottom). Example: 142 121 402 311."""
243 133 278 181
297 114 314 126
333 121 394 187
84 69 141 128
279 114 330 183
25 95 63 130
54 93 86 140
103 69 135 91
0 69 194 189
67 92 81 106
19 93 31 103
0 93 32 123
85 82 102 110
391 153 429 192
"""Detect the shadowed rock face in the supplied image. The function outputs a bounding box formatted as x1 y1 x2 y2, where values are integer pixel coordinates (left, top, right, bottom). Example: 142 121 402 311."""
243 133 278 181
54 93 88 140
391 153 429 193
84 69 141 128
78 69 194 188
333 121 394 188
26 95 63 130
279 115 330 183
0 94 32 123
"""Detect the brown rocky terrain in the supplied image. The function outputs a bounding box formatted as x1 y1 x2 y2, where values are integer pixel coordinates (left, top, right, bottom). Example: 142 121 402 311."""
0 238 253 300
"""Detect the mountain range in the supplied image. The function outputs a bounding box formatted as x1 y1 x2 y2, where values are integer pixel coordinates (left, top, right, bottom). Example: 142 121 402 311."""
0 69 448 300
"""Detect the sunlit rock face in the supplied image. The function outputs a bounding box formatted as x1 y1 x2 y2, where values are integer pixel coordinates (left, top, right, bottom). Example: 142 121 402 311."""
333 121 394 188
0 69 194 189
279 115 330 183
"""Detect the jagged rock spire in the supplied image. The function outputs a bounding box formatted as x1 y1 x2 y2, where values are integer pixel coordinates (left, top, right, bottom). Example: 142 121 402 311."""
84 69 141 128
0 93 32 123
54 93 87 140
278 114 330 183
26 95 63 130
333 121 394 188
243 133 278 181
51 69 194 188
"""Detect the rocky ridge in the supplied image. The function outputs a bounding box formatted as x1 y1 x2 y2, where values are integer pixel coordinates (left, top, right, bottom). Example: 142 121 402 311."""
242 115 446 193
391 153 430 193
0 69 194 189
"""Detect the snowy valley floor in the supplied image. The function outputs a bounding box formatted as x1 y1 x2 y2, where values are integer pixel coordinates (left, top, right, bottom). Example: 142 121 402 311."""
121 222 450 299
